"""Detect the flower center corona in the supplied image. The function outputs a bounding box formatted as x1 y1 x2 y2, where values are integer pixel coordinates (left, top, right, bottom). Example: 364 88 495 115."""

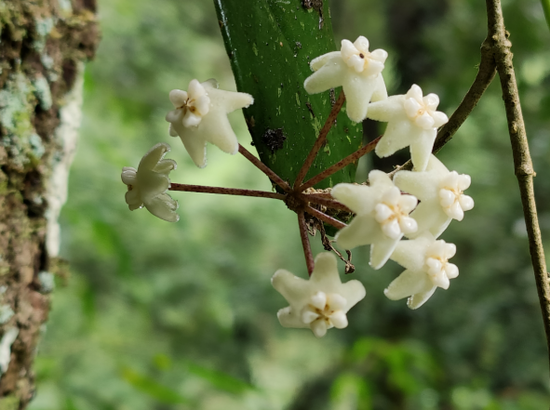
374 187 418 239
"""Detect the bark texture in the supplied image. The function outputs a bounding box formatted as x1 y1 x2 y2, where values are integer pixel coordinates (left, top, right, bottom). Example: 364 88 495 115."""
0 1 98 408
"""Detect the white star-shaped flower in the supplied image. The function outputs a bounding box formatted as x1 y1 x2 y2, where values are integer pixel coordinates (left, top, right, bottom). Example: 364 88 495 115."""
166 79 254 168
394 154 474 238
121 142 179 222
367 84 449 171
384 234 459 309
331 170 418 269
303 36 388 123
271 252 366 338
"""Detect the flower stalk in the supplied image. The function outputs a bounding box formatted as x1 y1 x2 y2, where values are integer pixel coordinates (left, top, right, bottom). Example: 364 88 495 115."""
169 183 286 200
293 91 346 189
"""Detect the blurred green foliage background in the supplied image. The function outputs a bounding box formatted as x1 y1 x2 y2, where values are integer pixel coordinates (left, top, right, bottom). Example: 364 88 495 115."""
27 0 550 409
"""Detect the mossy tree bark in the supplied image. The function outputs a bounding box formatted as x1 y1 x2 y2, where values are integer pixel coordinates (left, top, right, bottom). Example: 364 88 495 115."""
0 1 98 408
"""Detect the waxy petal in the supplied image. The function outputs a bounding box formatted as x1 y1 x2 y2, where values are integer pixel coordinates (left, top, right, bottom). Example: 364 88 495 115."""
121 143 179 222
304 36 388 122
166 79 253 167
329 311 348 329
271 253 366 337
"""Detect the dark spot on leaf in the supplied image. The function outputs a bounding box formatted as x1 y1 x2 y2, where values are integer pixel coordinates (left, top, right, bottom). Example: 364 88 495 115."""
306 102 315 118
263 128 286 153
301 0 324 29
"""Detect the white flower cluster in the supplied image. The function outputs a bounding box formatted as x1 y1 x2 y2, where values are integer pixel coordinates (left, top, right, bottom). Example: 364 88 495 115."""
120 35 474 338
121 79 254 221
274 36 474 337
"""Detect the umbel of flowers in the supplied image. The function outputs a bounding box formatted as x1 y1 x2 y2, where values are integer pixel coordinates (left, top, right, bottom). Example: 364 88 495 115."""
121 36 474 338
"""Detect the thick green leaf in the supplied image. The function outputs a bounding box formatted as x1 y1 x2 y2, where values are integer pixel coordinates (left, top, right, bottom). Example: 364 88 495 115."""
214 0 362 188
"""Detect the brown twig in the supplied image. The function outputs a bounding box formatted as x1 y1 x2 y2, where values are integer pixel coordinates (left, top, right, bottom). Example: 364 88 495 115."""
293 91 346 188
486 0 550 368
238 144 292 192
298 211 315 275
170 183 286 200
300 136 381 191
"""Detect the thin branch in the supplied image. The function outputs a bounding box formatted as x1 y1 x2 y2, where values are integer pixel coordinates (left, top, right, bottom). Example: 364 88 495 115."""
299 136 381 191
293 91 346 188
298 211 315 275
487 0 550 367
304 205 347 230
238 144 292 192
170 183 286 200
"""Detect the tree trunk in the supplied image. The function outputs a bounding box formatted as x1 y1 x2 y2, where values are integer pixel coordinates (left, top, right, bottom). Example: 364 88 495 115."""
0 1 98 408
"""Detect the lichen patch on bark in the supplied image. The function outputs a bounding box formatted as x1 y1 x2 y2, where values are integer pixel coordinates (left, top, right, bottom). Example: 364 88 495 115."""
0 0 99 406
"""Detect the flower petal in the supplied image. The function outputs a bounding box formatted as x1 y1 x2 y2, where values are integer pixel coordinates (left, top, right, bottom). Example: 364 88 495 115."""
169 89 188 107
311 320 328 338
301 307 320 324
310 291 327 310
407 286 437 310
329 311 348 329
144 193 179 222
121 167 137 186
384 269 433 300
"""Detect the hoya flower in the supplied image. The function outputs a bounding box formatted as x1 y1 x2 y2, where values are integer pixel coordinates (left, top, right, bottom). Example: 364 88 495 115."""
121 142 179 222
272 252 366 338
304 36 388 123
331 170 418 269
394 154 474 238
367 84 449 171
166 79 254 168
384 234 459 309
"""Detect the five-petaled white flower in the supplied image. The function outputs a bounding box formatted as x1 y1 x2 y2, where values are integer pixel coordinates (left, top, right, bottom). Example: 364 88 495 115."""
121 142 179 222
166 79 254 168
331 170 418 269
271 252 366 338
367 84 448 172
394 154 474 238
304 36 388 123
384 234 459 309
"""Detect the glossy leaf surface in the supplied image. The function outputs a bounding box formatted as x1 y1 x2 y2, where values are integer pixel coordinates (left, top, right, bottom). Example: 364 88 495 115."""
214 0 362 188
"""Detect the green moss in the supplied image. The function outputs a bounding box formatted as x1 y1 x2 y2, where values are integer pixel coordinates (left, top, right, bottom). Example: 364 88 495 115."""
0 396 19 410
